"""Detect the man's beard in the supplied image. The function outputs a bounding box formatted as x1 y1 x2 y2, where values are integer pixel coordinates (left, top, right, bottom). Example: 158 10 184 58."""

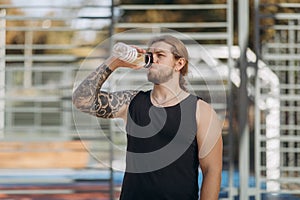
147 66 174 84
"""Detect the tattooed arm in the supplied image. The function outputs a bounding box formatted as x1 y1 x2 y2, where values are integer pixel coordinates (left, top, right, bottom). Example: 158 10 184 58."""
72 57 140 120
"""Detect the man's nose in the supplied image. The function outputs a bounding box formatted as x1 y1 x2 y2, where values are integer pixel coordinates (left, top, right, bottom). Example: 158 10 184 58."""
152 54 158 63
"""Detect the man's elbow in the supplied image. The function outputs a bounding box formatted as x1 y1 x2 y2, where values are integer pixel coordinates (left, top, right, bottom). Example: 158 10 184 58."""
72 92 81 110
72 92 79 104
71 92 92 114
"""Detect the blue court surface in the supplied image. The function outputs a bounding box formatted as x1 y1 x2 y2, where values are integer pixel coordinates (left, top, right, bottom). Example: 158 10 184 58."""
0 169 299 199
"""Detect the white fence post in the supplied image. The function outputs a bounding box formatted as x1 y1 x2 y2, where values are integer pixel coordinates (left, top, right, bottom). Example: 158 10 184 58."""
0 9 6 139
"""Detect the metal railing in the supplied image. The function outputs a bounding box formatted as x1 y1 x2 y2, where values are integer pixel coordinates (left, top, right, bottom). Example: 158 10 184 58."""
0 0 116 199
0 0 238 199
255 1 300 199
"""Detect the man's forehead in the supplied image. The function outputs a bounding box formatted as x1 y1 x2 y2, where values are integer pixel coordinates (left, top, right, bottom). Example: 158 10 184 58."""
148 42 173 53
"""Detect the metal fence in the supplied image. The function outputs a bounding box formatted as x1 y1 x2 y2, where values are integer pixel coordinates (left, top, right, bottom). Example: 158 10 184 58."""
255 1 300 199
1 0 300 199
0 0 237 199
0 0 116 199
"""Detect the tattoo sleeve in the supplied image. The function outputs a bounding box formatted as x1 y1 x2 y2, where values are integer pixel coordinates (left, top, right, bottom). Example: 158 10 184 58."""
72 64 138 118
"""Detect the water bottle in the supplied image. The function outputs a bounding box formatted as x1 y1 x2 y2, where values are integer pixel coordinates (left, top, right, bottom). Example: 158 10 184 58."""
112 42 153 68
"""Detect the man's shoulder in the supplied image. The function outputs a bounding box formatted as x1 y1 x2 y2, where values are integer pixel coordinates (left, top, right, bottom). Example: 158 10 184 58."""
196 98 218 116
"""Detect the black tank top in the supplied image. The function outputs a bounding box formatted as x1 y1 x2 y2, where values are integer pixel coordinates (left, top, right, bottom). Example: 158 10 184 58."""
120 90 199 200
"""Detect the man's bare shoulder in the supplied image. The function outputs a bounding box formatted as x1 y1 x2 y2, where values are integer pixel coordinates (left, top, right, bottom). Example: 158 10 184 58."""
196 99 217 116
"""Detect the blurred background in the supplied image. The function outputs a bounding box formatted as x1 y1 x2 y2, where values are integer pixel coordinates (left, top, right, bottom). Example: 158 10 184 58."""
0 0 299 199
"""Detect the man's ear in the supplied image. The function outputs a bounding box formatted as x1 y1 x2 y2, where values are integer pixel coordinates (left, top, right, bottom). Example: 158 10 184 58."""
175 58 186 71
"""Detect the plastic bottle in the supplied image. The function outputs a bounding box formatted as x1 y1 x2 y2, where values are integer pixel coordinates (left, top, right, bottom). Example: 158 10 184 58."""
112 42 153 68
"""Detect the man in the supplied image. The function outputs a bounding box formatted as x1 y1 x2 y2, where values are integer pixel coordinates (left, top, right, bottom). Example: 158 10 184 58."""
73 35 223 200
